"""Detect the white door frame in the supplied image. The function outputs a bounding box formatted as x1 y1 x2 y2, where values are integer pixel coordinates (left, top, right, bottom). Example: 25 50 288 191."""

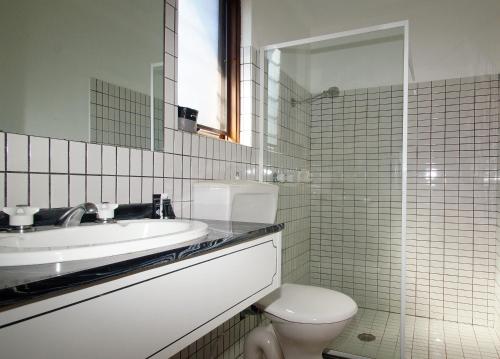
258 20 410 359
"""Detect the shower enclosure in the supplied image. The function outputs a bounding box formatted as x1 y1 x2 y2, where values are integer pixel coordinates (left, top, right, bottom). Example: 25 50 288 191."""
259 22 409 359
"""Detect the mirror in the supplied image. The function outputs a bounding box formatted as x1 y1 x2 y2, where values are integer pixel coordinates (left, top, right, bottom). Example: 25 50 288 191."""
0 0 165 151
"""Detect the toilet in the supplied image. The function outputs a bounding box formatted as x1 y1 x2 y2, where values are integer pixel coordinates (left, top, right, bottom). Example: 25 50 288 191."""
247 283 357 359
192 180 358 359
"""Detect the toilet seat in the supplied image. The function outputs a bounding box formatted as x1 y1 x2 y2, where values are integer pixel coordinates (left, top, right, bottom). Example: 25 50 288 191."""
258 284 358 324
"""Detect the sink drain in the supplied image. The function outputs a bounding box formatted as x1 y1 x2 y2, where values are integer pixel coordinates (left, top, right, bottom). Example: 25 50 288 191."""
357 333 376 342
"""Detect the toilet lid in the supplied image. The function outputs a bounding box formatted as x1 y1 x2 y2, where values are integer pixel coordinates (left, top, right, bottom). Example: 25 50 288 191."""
258 284 358 324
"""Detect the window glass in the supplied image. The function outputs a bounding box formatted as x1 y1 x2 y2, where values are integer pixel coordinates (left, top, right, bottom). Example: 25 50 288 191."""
178 0 225 131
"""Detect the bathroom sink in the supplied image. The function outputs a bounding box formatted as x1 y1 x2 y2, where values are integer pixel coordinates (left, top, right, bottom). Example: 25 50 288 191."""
0 219 208 266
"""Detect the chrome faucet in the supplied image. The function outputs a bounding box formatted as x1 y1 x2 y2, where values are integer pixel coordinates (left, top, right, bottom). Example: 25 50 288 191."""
55 203 98 227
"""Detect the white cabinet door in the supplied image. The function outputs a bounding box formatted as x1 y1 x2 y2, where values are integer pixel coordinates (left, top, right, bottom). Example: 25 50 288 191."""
0 233 281 359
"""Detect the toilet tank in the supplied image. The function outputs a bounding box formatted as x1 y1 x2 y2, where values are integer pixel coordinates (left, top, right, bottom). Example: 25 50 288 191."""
192 181 279 224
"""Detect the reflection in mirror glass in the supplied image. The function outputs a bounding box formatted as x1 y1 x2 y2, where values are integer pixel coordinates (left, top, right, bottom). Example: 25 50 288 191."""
0 0 164 151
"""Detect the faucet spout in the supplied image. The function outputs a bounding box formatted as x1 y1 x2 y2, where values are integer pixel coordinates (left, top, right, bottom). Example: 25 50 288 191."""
56 203 98 227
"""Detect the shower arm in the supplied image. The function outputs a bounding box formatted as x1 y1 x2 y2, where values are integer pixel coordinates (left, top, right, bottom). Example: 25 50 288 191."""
291 86 339 106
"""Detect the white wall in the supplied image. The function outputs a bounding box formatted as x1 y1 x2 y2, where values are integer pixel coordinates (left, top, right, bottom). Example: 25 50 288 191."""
0 0 163 141
251 0 309 48
252 0 500 83
279 48 311 92
279 34 404 94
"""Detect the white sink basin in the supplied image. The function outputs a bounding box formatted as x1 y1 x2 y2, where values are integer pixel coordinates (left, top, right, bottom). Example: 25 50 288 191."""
0 219 208 266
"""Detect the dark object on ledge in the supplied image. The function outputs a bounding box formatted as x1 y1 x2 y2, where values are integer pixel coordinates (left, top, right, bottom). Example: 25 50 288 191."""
163 199 176 219
152 194 162 219
178 106 198 133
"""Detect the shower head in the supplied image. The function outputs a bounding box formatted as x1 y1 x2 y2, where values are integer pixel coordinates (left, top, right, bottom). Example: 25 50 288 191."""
322 86 340 98
291 86 340 107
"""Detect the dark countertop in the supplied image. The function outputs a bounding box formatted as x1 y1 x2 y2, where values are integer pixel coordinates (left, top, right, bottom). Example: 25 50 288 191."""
0 220 283 311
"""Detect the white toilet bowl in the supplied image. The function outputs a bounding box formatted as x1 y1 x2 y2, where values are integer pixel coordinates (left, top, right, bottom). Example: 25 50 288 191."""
244 284 357 359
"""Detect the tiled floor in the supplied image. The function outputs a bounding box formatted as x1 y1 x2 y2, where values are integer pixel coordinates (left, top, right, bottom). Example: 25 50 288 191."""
325 309 500 359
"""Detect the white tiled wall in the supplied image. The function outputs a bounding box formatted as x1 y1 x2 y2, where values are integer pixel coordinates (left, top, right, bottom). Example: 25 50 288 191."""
309 85 403 313
89 78 164 150
497 83 500 337
240 46 260 147
407 75 499 327
263 57 312 285
0 131 257 212
309 74 500 329
163 2 310 357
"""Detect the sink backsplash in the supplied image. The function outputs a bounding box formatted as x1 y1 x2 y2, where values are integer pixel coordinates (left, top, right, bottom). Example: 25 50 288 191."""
0 130 258 219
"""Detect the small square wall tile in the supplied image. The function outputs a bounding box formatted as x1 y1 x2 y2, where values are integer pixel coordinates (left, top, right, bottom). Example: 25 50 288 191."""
29 136 49 173
182 156 190 178
116 177 130 204
164 103 176 129
6 173 27 206
86 176 101 203
165 28 175 56
173 131 183 154
153 178 163 194
164 129 174 153
183 133 191 155
130 177 141 203
30 174 49 208
130 149 142 176
182 179 190 201
173 155 182 177
7 133 28 172
165 79 175 105
165 2 175 30
142 177 153 203
50 174 68 207
173 179 182 202
164 153 174 177
191 135 199 157
191 157 199 178
69 175 86 206
181 202 191 219
50 139 68 173
0 174 4 206
87 144 102 174
206 138 214 158
102 145 116 175
69 142 86 174
199 136 206 158
142 151 153 176
153 152 164 177
164 178 173 198
116 147 130 176
102 176 116 203
0 132 4 171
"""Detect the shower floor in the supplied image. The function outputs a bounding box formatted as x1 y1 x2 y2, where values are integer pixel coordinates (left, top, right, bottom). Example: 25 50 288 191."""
324 308 500 359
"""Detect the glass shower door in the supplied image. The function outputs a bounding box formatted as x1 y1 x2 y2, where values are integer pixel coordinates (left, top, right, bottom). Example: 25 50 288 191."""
261 24 408 359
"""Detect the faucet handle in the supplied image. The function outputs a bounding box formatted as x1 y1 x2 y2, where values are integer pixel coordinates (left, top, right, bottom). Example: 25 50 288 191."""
2 206 40 227
96 203 118 222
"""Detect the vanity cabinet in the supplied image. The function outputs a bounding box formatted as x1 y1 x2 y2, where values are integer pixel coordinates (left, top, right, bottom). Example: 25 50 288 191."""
0 232 281 359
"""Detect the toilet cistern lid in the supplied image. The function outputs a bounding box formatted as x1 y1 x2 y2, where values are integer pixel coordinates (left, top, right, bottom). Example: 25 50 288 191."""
258 284 358 324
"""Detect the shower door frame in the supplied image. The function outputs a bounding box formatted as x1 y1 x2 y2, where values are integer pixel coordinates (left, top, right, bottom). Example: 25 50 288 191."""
258 20 410 359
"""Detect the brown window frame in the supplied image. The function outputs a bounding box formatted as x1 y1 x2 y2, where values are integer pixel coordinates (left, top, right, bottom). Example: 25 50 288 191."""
194 0 241 143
